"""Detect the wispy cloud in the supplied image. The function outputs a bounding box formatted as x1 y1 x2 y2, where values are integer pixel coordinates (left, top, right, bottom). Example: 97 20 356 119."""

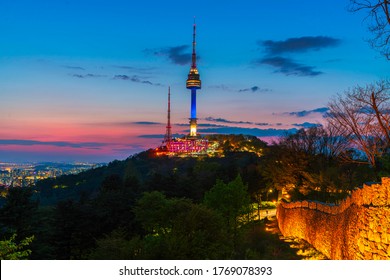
144 45 192 65
197 127 298 137
138 133 184 139
113 74 162 86
204 117 253 125
63 65 85 70
293 122 322 128
0 139 107 149
256 122 270 126
83 121 163 127
208 84 234 91
286 107 329 117
257 56 322 77
112 65 156 75
260 36 341 55
72 73 107 79
238 86 272 93
175 123 227 128
132 121 162 125
204 117 282 128
138 127 298 138
256 36 341 77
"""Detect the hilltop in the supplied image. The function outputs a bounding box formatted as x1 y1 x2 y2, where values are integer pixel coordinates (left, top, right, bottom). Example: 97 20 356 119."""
35 134 268 205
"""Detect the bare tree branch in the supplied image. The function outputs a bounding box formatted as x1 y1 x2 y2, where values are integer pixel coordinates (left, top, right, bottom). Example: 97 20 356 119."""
349 0 390 59
326 79 390 167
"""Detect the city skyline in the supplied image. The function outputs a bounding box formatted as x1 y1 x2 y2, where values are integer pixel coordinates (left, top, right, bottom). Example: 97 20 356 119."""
1 0 389 162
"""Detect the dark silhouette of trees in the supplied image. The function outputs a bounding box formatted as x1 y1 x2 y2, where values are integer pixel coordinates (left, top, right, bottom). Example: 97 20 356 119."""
0 187 38 241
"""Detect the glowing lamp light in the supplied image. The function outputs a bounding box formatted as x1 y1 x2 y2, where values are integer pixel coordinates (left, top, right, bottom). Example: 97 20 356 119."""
190 125 197 137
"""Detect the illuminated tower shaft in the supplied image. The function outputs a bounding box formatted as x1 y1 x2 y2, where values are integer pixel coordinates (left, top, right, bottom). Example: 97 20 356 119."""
186 20 201 137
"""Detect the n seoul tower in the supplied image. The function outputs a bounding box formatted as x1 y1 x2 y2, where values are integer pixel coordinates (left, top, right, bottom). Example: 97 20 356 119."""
186 19 201 138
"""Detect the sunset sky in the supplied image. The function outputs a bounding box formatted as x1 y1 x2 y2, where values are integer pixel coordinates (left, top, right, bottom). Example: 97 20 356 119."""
0 0 389 162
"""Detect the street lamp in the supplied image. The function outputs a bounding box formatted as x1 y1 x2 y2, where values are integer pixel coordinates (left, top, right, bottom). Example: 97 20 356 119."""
266 188 273 201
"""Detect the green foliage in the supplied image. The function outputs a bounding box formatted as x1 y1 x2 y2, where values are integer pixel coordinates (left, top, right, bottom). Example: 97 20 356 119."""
87 229 142 260
204 175 252 225
252 201 276 210
205 134 267 155
0 187 38 241
0 234 34 260
131 191 230 259
203 175 252 251
51 174 138 259
133 191 173 235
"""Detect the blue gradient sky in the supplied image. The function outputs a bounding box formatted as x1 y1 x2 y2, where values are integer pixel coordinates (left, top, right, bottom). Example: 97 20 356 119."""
0 0 388 162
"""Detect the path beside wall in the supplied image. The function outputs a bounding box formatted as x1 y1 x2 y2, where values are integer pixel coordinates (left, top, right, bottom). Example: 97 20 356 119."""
277 178 390 260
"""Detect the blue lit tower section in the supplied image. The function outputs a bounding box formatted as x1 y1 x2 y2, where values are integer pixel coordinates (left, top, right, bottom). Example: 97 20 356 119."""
186 21 201 138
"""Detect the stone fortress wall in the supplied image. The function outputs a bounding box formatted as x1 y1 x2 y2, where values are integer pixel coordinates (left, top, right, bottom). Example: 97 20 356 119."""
277 177 390 259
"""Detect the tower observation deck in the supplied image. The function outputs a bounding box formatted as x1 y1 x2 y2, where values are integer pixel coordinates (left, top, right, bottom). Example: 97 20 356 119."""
186 20 201 138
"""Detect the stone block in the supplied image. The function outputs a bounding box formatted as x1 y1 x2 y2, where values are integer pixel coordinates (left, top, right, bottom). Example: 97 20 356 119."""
345 196 351 208
382 177 390 186
365 251 373 259
367 230 374 241
357 238 365 253
372 183 387 206
362 185 372 205
353 188 363 206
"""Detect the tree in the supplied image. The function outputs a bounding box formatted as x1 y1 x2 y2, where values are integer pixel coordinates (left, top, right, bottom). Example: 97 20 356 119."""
349 0 390 59
260 126 371 201
0 234 34 260
133 191 229 259
203 175 252 249
87 229 142 260
327 80 390 167
0 187 38 240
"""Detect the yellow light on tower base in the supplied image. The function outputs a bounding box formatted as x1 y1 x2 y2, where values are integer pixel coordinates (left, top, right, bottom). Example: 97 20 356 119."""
190 126 197 137
190 119 197 137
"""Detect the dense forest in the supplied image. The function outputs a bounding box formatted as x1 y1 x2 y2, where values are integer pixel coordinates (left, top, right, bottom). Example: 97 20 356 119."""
0 130 388 260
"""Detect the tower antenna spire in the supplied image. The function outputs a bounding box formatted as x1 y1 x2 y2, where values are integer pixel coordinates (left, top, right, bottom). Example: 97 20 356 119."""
191 17 197 69
164 86 172 145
